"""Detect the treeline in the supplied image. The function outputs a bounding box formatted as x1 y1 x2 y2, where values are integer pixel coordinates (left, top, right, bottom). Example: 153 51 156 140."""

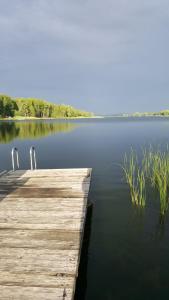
159 110 169 116
0 94 92 118
133 110 169 117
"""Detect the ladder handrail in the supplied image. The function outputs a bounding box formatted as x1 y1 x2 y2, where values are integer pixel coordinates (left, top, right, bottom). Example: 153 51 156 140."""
30 146 37 170
11 147 19 171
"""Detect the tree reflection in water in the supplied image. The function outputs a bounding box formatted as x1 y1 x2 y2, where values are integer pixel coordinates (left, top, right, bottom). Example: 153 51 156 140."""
0 121 78 143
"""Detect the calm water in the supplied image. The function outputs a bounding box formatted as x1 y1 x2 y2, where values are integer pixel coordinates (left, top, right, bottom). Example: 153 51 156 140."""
1 117 169 299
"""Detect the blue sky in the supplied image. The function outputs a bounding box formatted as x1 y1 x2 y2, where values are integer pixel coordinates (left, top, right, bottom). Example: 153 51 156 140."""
0 0 169 114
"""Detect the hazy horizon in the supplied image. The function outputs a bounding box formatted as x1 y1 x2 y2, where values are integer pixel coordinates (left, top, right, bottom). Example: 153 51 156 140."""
0 0 168 114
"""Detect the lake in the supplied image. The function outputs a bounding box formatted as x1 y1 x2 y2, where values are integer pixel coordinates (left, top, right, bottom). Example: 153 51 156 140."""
1 117 169 299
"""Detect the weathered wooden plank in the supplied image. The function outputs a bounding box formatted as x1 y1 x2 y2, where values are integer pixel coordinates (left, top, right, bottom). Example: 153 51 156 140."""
0 178 90 184
0 220 84 231
0 183 90 190
0 188 88 198
0 198 87 211
0 196 87 202
0 286 73 300
5 168 91 178
0 248 78 275
0 214 84 231
0 258 76 274
0 272 74 288
0 229 81 250
7 168 91 173
0 210 86 220
0 213 85 230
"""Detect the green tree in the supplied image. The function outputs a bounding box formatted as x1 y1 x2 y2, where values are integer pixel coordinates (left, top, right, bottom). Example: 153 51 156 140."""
0 95 92 119
0 94 18 117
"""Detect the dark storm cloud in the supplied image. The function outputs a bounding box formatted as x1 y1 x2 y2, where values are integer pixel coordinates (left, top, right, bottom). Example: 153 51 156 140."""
0 0 169 113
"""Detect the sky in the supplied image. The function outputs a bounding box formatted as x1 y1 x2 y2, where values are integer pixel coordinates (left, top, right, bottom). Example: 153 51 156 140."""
0 0 169 114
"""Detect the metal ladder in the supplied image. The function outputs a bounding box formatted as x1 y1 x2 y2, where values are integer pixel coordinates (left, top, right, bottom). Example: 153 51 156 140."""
30 146 37 170
11 147 19 171
11 146 37 171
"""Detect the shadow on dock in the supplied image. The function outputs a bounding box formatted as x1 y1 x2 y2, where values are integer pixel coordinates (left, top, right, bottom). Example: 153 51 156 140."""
74 201 93 300
0 170 29 202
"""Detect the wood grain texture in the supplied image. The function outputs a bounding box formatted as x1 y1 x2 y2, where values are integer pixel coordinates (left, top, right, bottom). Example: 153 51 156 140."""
0 272 74 287
0 229 81 250
0 286 73 300
0 197 87 211
0 168 91 300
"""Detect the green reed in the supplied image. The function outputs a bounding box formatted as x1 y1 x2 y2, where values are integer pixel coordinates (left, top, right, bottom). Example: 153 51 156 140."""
123 150 146 207
137 169 146 207
123 146 169 213
148 149 169 215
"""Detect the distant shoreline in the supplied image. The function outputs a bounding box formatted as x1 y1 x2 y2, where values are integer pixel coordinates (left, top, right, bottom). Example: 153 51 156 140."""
0 116 103 121
0 115 169 121
98 114 169 118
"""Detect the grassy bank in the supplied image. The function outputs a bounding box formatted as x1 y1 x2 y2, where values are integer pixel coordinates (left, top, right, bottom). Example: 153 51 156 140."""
0 116 94 121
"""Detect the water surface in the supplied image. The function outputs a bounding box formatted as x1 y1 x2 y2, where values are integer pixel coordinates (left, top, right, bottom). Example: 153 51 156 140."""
1 117 169 300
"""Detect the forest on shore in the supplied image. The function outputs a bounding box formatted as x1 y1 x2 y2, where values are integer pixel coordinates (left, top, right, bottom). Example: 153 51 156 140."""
132 111 169 117
0 94 92 119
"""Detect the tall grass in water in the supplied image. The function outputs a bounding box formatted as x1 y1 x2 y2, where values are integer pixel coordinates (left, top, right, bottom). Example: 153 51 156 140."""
148 149 169 215
137 169 146 207
123 146 169 213
123 150 146 207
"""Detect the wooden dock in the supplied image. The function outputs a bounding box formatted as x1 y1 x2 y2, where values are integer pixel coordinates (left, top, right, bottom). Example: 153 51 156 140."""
0 168 92 300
